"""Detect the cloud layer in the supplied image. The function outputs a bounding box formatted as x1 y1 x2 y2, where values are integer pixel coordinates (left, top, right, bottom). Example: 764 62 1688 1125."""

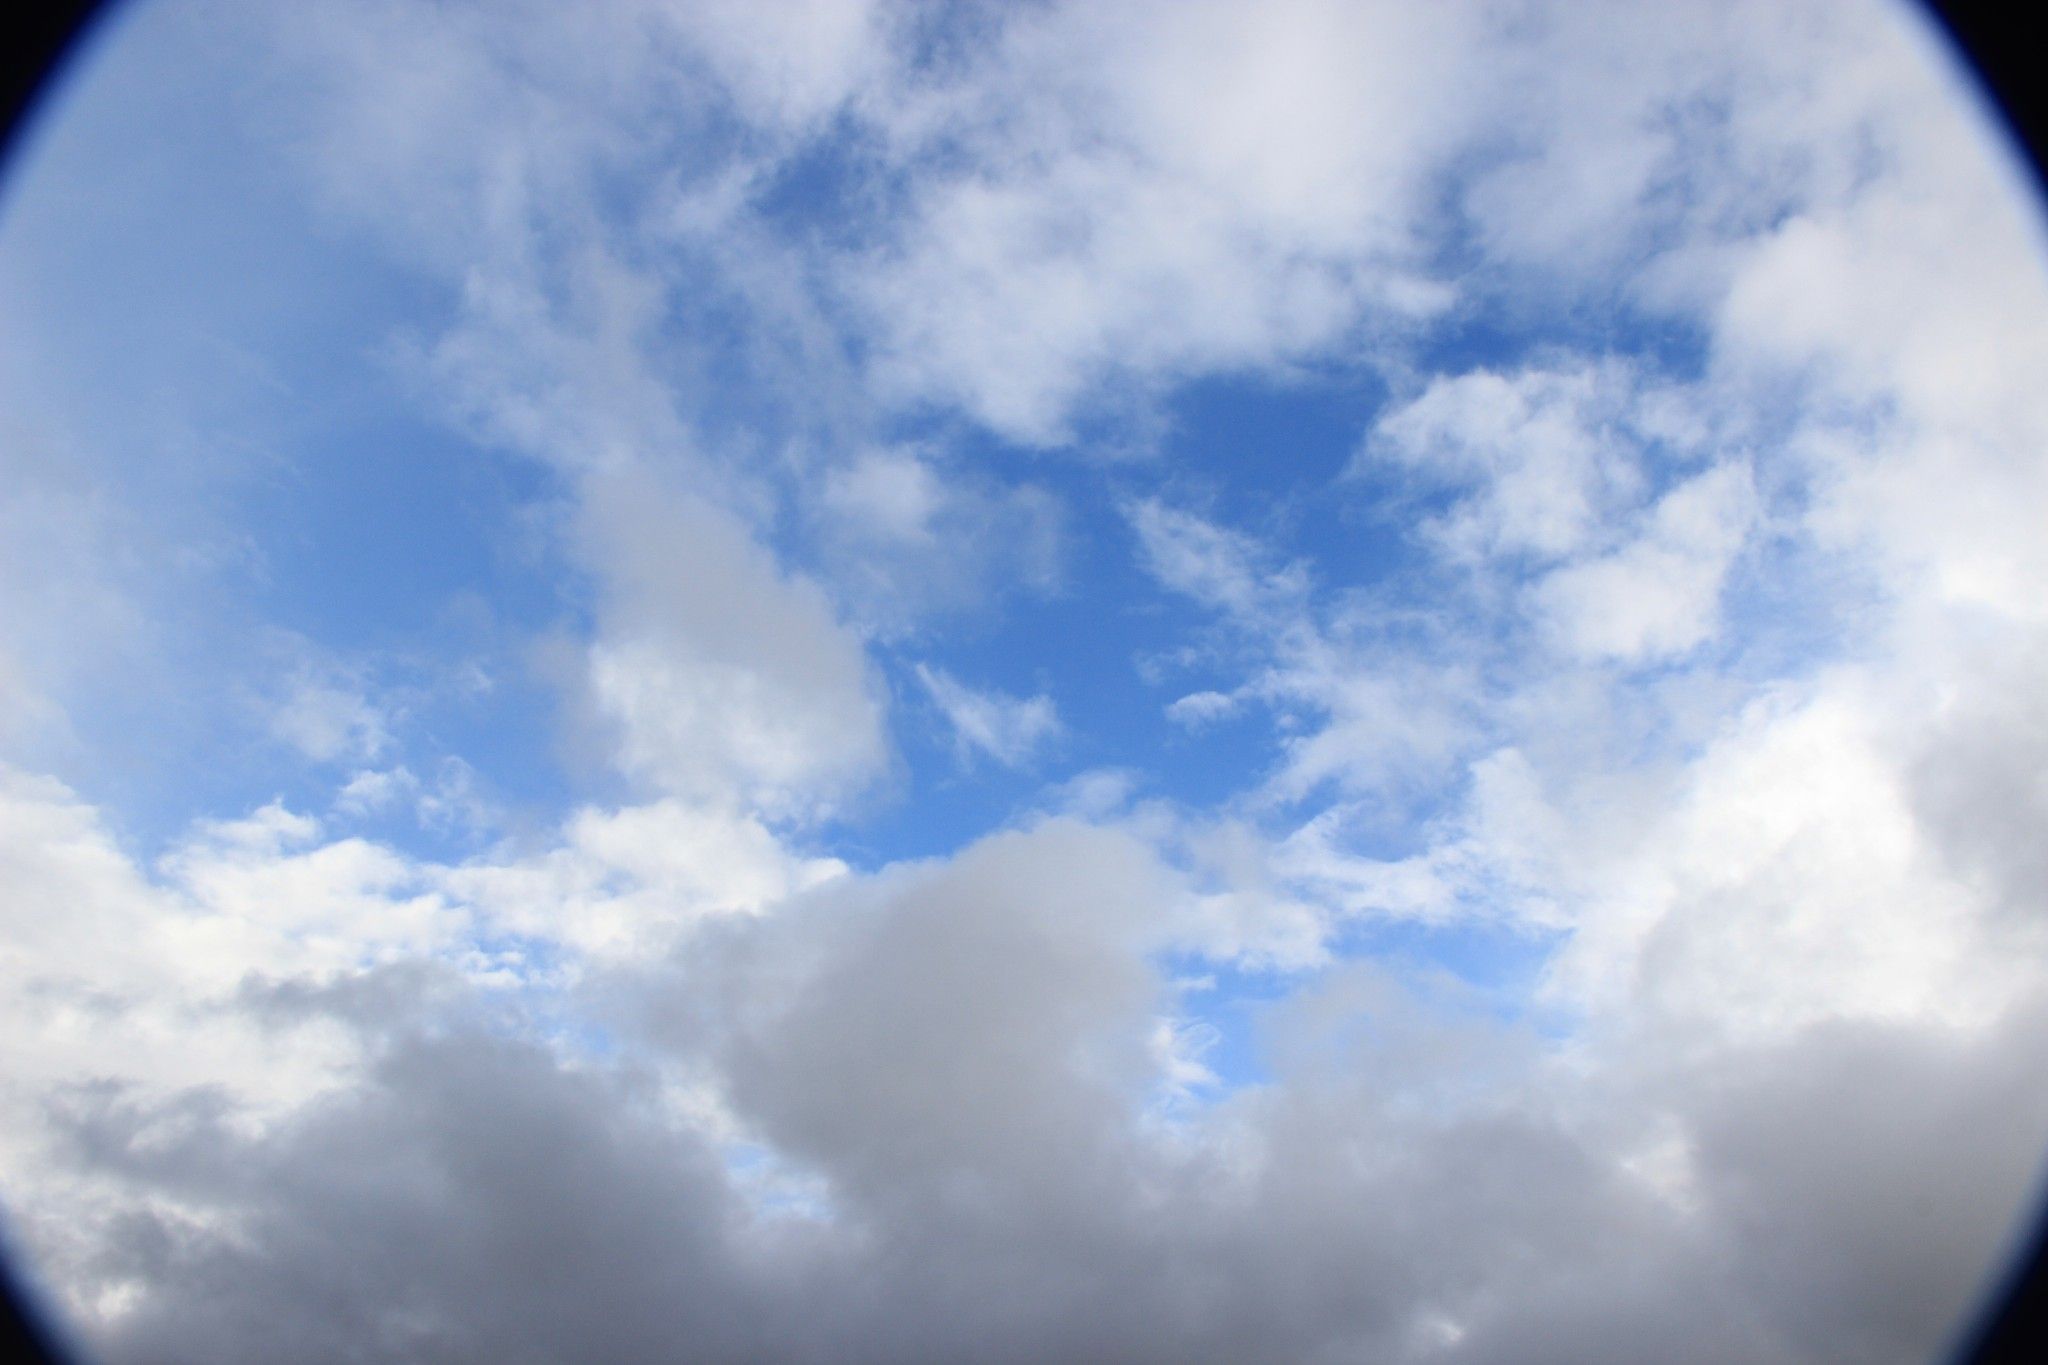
3 2 2047 1363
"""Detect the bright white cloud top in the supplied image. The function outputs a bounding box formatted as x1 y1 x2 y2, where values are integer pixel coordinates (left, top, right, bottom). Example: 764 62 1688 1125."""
3 2 2047 1361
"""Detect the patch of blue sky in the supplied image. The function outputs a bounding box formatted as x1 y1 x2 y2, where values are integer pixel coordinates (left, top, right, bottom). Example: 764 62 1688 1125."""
808 440 1253 861
232 370 567 640
1147 373 1487 676
748 119 905 254
836 355 1525 867
1155 951 1301 1094
721 1140 836 1222
230 393 582 845
1149 370 1386 514
902 510 1272 797
1327 914 1569 1031
836 652 1268 871
0 3 607 855
827 689 1050 868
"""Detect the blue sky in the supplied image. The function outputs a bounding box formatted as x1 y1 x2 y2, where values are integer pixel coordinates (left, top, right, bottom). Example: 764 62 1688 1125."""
5 3 2048 1362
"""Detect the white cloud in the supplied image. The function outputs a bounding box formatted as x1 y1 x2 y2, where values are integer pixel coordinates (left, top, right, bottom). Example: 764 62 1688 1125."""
663 0 893 133
1128 499 1306 620
1714 147 2048 629
1147 1014 1221 1103
845 0 1480 441
809 446 1063 633
446 798 845 963
914 663 1061 769
1040 767 1145 822
573 470 889 820
0 770 454 1232
1165 689 1240 728
1535 460 1758 663
1131 498 1479 810
1365 360 1664 563
1264 659 1479 807
333 761 494 839
267 667 393 765
820 447 946 546
334 766 416 816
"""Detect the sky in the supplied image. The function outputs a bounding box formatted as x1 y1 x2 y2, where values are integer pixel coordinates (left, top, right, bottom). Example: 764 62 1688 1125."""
3 2 2048 1361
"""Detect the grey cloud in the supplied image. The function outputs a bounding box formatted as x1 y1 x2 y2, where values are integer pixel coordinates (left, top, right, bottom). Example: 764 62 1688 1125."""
653 820 1172 1217
61 1032 758 1365
1905 635 2048 928
36 838 2048 1365
567 468 888 819
1673 1013 2048 1365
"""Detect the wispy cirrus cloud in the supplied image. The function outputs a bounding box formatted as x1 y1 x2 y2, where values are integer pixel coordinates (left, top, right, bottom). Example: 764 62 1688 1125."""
914 663 1061 770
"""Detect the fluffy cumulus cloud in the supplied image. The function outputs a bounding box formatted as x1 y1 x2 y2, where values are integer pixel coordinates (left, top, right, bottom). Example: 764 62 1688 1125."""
4 2 2048 1363
567 470 889 820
